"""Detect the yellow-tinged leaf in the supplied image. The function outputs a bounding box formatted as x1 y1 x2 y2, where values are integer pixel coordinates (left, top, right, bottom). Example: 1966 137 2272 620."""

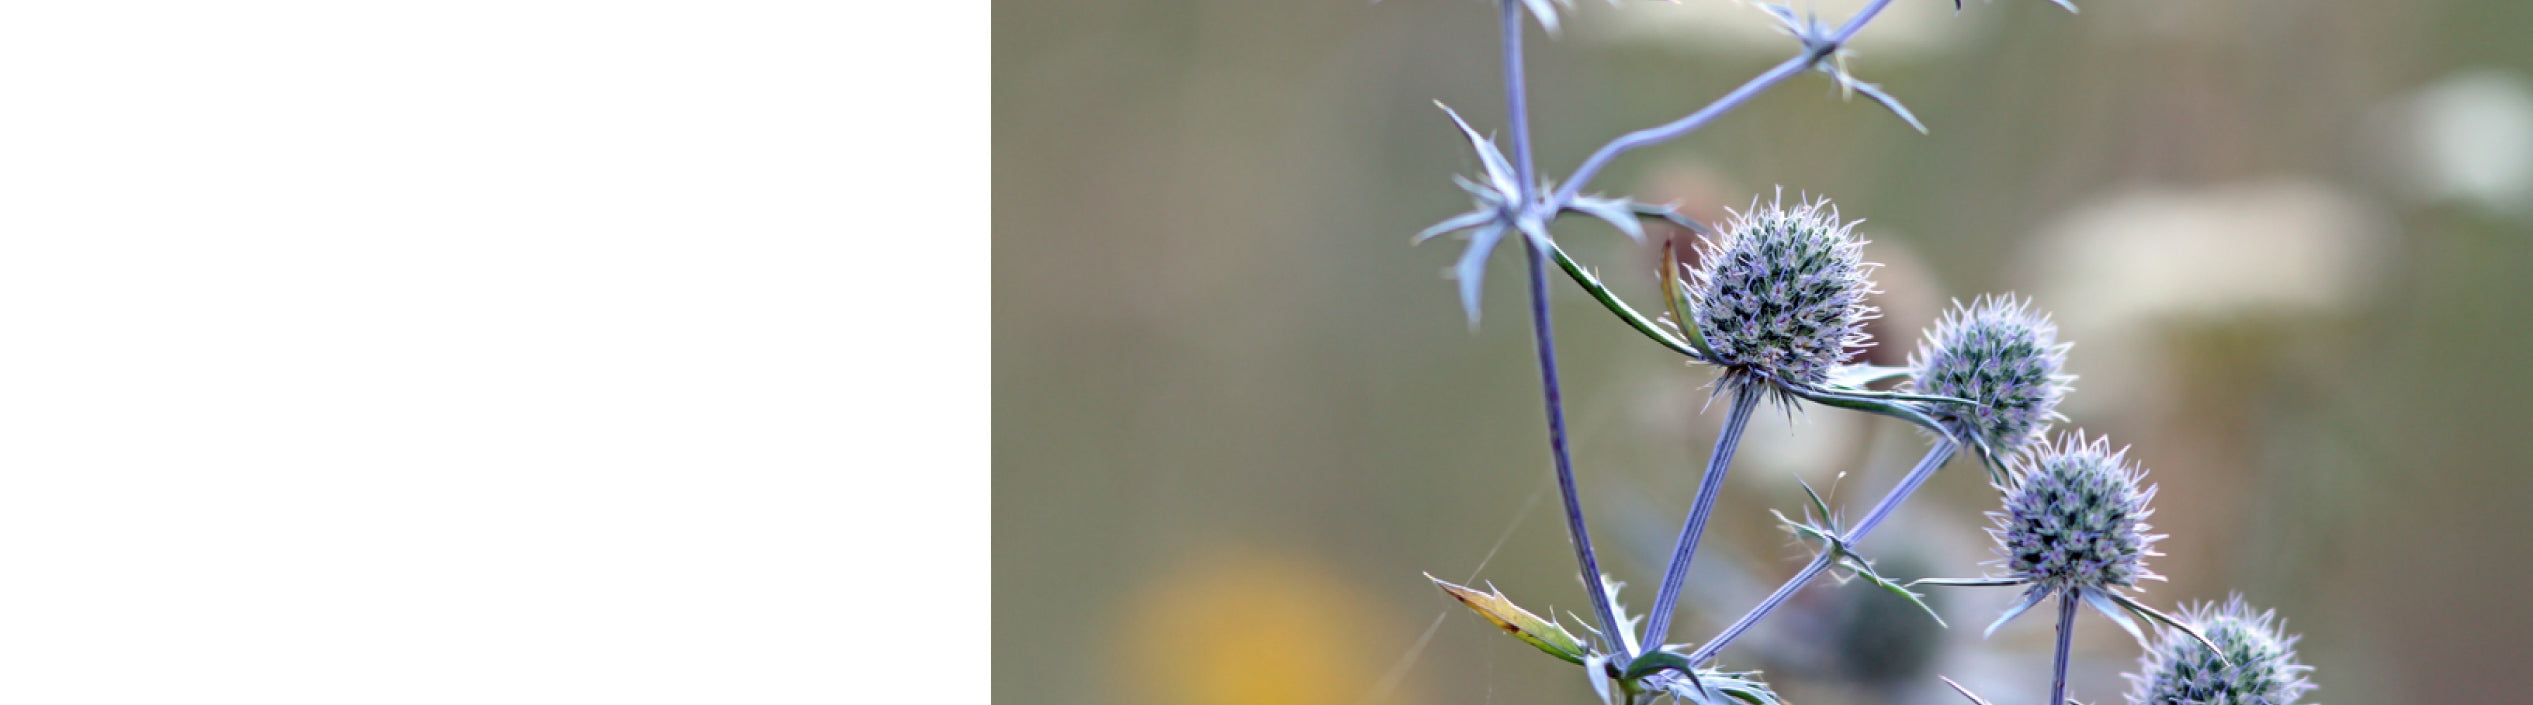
1659 240 1721 360
1426 573 1588 664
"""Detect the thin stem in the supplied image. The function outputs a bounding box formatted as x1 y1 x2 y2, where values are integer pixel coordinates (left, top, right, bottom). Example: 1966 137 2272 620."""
1522 243 1626 657
1831 0 1904 43
1547 0 1903 209
1687 438 1957 664
2050 590 2080 705
1641 382 1765 649
1502 0 1627 657
1849 436 1957 539
1550 55 1809 209
1501 0 1536 195
1543 239 1704 360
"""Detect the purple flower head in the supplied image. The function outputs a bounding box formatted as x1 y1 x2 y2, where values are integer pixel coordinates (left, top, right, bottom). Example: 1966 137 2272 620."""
1923 432 2192 640
2126 595 2315 705
1990 432 2161 595
1688 191 1879 397
1908 295 2074 456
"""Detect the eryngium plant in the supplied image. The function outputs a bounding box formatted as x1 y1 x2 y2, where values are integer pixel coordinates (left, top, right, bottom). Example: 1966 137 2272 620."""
1909 295 2072 473
1689 193 1878 400
1400 2 2316 705
2127 596 2317 705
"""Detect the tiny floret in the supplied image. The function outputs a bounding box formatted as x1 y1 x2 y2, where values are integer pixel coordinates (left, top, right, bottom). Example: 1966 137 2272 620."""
2126 596 2315 705
1908 295 2074 455
1991 433 2161 594
1688 191 1879 395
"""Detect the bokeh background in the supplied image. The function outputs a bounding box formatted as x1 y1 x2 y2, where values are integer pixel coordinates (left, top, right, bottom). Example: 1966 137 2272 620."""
994 1 2533 703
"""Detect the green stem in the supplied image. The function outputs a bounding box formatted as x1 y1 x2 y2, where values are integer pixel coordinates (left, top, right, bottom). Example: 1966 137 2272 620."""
1542 240 1704 360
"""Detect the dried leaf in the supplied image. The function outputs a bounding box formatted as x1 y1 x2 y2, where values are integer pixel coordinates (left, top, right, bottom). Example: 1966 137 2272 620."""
1428 573 1589 664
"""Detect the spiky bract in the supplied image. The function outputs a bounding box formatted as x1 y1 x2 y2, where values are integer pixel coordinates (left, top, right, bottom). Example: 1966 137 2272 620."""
1908 295 2073 455
1990 433 2161 595
1688 192 1878 396
2126 596 2315 705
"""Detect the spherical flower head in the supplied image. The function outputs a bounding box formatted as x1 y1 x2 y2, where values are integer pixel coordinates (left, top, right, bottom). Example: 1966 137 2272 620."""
1907 295 2074 455
1689 192 1879 393
2126 595 2315 705
1989 433 2161 594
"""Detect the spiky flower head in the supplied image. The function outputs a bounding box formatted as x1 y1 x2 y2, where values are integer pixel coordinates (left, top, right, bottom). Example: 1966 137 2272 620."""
2126 595 2315 705
1908 295 2074 455
1688 191 1878 395
1990 433 2162 595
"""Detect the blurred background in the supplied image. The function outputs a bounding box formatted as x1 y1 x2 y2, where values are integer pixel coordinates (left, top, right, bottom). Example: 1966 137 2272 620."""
994 1 2533 703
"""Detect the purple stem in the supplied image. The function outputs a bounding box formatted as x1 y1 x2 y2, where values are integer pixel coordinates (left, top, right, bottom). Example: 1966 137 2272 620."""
1502 0 1626 657
1545 0 1902 211
1686 438 1958 665
1640 382 1764 649
2050 590 2080 705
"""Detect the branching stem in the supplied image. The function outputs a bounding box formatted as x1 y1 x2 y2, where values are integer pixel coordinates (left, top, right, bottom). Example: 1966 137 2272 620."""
1641 382 1765 649
1687 438 1957 664
1502 0 1627 658
1489 0 1913 663
1545 0 1902 210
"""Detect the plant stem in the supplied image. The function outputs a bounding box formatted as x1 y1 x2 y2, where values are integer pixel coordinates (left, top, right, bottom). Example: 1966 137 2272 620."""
1687 438 1957 664
1523 243 1628 657
1501 0 1535 193
1550 55 1809 209
1544 240 1703 360
1641 382 1765 649
1846 439 1958 538
1548 0 1903 209
2050 589 2080 705
1501 0 1627 658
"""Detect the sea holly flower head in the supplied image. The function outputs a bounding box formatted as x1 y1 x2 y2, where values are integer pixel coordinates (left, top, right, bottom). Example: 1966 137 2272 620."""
1686 191 1879 401
1908 295 2074 459
2126 596 2316 705
1918 432 2210 646
1994 432 2160 596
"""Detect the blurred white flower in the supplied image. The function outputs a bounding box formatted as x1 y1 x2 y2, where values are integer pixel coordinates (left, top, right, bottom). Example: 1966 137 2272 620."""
2393 68 2533 218
2012 180 2388 415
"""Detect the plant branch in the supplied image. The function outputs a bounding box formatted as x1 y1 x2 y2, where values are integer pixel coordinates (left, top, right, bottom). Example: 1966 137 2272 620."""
1503 0 1536 195
1642 382 1765 649
1546 0 1903 209
1543 239 1705 360
2050 589 2080 705
1687 438 1957 664
1503 0 1627 658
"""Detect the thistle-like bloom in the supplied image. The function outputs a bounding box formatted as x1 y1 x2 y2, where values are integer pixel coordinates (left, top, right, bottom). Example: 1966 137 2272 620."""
1908 295 2073 457
1992 433 2158 613
1922 432 2180 639
1687 192 1879 399
2126 596 2316 705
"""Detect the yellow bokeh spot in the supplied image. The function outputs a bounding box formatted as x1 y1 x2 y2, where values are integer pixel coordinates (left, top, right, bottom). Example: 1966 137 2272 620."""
1117 550 1413 705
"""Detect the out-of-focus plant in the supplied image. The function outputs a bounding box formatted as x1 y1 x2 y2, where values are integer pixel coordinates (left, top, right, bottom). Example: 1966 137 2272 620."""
1402 2 2316 704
